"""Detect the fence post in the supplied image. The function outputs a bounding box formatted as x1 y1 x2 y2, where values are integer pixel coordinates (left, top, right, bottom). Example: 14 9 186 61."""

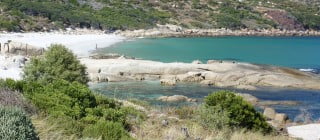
25 44 28 56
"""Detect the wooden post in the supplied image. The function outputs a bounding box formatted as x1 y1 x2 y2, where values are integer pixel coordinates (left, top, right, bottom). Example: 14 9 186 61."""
7 40 11 53
25 44 28 56
4 43 9 53
0 43 1 52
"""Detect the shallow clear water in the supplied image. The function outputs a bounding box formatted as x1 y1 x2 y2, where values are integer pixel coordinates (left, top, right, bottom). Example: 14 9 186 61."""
100 37 320 71
90 81 320 121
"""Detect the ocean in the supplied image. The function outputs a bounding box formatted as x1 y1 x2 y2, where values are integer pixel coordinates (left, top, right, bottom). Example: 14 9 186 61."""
100 36 320 72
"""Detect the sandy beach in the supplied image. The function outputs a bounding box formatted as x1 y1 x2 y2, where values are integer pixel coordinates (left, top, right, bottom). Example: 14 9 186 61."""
0 29 125 80
0 29 125 57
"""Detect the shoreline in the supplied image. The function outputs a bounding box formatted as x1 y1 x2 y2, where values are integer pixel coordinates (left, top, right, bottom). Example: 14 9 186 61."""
0 28 125 57
117 25 320 38
0 29 125 80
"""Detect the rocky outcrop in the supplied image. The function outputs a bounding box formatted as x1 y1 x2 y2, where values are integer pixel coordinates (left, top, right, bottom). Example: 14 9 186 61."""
236 93 259 105
157 95 197 102
238 93 300 107
81 58 320 90
263 107 290 131
160 79 177 86
258 101 300 106
261 9 304 30
264 107 277 120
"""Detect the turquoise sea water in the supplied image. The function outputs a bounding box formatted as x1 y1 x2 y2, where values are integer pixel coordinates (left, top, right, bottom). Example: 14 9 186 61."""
94 37 320 121
100 37 320 71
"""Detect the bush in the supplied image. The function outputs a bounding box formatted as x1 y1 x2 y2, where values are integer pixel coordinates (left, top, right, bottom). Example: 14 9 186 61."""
204 90 273 134
83 120 133 140
0 106 39 140
14 79 136 139
23 44 89 85
197 105 230 130
0 78 24 91
26 80 96 119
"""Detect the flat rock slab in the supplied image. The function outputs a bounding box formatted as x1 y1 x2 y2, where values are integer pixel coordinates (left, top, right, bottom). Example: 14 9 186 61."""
287 124 320 140
80 58 320 90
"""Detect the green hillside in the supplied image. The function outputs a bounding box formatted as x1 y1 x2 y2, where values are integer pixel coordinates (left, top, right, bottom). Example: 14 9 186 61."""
0 0 319 32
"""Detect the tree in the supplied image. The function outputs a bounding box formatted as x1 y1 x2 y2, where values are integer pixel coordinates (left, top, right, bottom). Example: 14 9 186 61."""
23 44 89 85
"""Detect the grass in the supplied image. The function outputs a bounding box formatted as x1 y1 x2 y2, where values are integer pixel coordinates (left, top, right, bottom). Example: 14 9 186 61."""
131 105 290 140
31 116 77 140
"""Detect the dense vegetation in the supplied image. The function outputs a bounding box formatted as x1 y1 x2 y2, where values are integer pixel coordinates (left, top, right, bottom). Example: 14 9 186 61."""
0 0 170 31
0 0 319 31
0 107 39 140
0 45 144 139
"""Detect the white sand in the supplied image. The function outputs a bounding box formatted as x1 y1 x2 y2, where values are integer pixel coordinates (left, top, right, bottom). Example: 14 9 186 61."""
0 31 125 80
0 31 125 57
287 124 320 140
0 55 23 80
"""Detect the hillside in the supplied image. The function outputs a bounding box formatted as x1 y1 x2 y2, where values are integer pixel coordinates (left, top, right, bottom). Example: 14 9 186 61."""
0 0 319 32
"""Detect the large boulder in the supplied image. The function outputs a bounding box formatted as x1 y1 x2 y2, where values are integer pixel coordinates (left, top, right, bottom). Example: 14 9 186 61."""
200 80 214 86
157 95 197 102
160 79 176 86
236 93 259 105
207 60 222 64
263 107 276 120
258 101 300 106
274 113 288 124
191 60 202 64
176 72 204 82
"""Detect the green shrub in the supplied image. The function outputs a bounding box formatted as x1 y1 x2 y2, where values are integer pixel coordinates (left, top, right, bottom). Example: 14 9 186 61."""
83 120 133 140
18 44 140 139
23 44 89 85
197 105 230 130
0 78 25 91
15 79 135 139
0 106 39 140
204 90 273 134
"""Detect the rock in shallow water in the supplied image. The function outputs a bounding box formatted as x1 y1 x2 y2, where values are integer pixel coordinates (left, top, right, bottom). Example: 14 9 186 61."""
157 95 197 102
160 79 177 86
264 107 276 120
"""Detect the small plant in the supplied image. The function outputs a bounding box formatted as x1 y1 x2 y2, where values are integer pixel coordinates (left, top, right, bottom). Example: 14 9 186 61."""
0 106 39 140
204 90 273 134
